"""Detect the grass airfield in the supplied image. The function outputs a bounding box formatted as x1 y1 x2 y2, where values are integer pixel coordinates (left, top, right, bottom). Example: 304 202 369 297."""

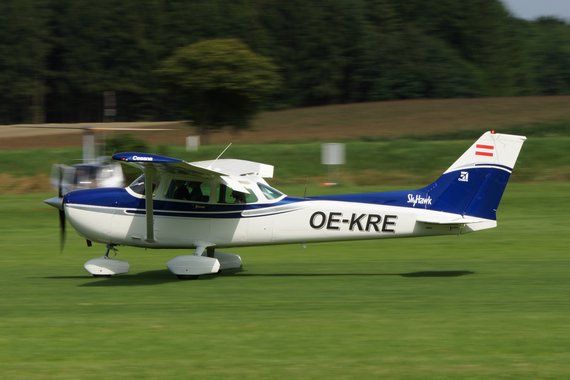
1 182 570 379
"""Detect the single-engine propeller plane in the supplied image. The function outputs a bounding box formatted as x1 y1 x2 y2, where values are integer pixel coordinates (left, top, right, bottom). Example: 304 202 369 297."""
45 131 526 279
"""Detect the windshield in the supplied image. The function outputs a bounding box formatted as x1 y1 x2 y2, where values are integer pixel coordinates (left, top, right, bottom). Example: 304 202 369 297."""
129 175 158 196
258 183 283 200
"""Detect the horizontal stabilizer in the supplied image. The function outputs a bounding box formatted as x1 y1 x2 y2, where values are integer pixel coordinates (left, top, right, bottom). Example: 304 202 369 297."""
416 215 489 225
416 215 497 233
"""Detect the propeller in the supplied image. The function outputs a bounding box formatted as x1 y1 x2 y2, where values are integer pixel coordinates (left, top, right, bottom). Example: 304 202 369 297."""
58 167 66 252
44 165 66 252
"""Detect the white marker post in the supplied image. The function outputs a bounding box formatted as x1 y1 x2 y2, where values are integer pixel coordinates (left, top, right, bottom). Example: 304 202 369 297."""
321 143 345 186
186 136 200 151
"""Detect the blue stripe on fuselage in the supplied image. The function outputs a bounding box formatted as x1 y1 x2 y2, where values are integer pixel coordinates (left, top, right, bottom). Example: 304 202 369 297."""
63 166 511 221
309 166 512 220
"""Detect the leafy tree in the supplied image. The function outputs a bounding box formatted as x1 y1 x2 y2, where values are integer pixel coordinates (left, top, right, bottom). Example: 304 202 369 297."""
104 133 149 155
2 0 570 124
389 0 531 96
0 0 50 123
529 17 570 95
378 29 484 99
259 0 361 106
157 38 280 136
45 0 161 122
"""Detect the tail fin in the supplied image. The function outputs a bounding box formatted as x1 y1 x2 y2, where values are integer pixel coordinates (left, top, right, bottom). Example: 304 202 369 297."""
420 131 526 220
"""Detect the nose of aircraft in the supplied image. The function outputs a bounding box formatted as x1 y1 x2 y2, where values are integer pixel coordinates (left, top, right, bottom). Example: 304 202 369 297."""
44 196 64 210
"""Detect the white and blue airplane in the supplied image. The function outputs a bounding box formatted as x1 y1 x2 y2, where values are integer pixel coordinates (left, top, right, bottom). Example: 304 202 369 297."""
45 131 526 279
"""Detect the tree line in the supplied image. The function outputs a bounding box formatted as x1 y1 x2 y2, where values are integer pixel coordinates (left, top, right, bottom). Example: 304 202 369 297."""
1 0 569 125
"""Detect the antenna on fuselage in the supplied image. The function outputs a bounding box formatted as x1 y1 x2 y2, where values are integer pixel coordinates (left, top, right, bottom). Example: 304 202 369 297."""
208 142 232 169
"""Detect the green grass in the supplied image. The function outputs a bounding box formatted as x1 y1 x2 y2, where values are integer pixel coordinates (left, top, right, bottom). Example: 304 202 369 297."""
1 183 570 379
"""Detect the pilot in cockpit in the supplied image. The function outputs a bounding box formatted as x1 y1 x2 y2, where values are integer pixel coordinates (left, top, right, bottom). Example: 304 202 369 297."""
231 190 246 204
188 181 205 201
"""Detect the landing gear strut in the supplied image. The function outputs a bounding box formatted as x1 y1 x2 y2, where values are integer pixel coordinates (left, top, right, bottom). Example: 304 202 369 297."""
104 243 117 258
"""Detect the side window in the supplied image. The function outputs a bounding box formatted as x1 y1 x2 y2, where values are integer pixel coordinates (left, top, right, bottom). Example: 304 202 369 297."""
166 180 210 202
243 190 258 204
215 184 257 204
216 184 231 204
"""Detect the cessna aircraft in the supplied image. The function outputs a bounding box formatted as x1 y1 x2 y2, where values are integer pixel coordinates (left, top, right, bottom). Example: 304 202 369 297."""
45 131 526 279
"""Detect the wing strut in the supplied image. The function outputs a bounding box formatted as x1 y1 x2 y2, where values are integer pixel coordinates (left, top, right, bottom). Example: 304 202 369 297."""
144 166 155 243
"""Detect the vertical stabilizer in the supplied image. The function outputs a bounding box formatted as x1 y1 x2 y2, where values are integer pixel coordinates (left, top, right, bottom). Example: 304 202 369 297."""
420 132 526 220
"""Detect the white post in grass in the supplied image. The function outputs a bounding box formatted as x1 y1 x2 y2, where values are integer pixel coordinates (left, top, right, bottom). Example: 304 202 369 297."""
321 143 345 186
186 136 200 151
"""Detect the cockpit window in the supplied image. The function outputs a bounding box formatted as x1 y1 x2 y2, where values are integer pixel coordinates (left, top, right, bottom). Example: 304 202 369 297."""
129 175 158 196
216 184 258 204
258 183 283 200
166 180 210 202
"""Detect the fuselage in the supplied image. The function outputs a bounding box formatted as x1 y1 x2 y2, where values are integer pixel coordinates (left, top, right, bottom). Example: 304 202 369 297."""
63 186 492 249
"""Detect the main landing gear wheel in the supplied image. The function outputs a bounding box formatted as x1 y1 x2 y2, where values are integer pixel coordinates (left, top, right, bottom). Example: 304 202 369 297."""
166 249 243 279
84 244 129 277
167 255 220 279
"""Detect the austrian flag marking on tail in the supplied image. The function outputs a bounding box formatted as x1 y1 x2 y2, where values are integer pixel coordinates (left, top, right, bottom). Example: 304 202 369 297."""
475 144 494 157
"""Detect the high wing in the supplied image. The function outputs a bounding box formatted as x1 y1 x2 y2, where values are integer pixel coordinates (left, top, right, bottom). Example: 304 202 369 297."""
113 152 221 178
112 152 275 242
113 153 273 193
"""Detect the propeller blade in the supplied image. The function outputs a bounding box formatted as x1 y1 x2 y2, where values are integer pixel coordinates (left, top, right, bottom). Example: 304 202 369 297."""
43 196 65 252
45 165 66 252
